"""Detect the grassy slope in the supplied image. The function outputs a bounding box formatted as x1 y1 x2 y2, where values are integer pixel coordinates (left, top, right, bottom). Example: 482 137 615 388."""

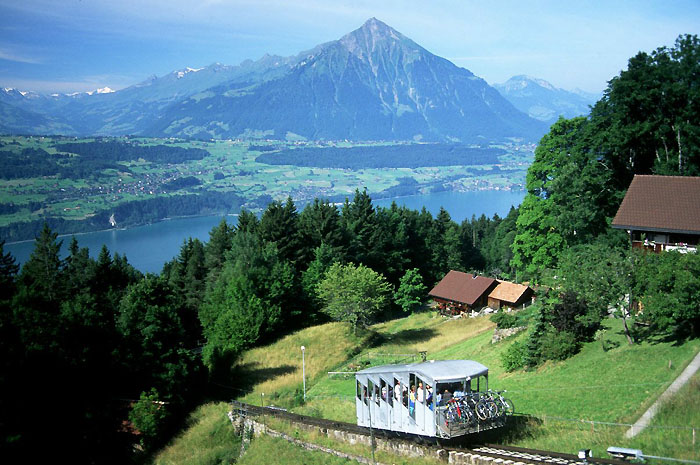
629 372 700 460
153 402 240 465
153 312 699 463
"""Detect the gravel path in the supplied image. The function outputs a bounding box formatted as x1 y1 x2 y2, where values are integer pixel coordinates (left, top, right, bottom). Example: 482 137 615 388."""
625 349 700 438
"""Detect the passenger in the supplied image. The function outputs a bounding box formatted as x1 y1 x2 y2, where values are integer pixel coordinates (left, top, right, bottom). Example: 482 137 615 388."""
363 386 369 405
441 389 452 406
426 384 434 410
394 382 401 402
381 385 387 401
409 385 416 416
417 381 424 403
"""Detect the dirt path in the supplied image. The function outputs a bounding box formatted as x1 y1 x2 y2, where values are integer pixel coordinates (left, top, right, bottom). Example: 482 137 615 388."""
625 349 700 438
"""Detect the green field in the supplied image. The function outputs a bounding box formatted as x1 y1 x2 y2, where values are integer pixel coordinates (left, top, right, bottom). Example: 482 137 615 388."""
152 311 700 464
0 136 533 233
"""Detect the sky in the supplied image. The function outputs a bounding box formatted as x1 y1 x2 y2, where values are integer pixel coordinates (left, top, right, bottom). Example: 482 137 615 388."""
1 0 698 95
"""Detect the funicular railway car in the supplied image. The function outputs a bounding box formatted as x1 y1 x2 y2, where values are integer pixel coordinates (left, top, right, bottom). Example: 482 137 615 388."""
355 360 508 439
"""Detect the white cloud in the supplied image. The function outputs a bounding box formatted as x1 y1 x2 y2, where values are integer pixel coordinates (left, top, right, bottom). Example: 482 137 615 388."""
0 48 42 64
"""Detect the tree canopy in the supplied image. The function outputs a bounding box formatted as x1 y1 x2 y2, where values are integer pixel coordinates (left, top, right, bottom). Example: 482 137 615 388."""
316 262 393 333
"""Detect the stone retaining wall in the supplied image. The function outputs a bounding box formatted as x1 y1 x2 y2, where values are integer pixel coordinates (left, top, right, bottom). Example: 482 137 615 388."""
229 409 523 465
491 326 527 344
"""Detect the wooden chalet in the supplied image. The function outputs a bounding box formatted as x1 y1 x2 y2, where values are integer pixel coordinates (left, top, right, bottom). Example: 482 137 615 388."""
428 270 497 315
612 175 700 253
487 281 534 310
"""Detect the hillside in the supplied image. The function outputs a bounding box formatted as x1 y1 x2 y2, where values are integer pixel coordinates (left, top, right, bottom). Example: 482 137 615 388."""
153 311 700 464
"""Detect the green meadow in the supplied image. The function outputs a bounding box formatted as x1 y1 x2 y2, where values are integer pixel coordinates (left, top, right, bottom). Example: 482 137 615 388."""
153 311 699 464
0 136 532 232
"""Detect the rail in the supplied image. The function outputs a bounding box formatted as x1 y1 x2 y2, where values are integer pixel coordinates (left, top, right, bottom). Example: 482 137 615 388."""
229 400 631 465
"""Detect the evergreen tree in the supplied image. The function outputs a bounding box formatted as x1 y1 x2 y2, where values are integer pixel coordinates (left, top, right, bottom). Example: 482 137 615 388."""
117 275 202 406
199 231 296 369
342 188 378 266
259 197 301 264
236 208 260 234
18 223 64 303
204 218 234 287
0 240 19 302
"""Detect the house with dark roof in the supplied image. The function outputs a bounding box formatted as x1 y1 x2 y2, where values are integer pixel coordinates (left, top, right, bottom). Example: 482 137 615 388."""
612 175 700 253
428 270 498 315
487 281 534 310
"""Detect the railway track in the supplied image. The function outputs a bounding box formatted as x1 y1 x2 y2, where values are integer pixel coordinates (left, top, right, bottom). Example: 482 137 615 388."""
230 401 629 465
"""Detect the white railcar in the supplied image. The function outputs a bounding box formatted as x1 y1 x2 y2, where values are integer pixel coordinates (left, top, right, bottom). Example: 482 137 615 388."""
355 359 506 438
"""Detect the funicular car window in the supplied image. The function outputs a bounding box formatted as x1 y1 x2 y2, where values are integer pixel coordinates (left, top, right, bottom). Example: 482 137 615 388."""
393 377 401 405
368 380 374 404
436 380 466 405
356 380 362 400
416 376 424 403
380 378 387 402
374 381 380 405
409 373 416 418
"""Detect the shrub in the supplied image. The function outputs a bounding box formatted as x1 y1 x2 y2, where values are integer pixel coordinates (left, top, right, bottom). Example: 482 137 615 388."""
491 311 519 329
501 339 528 371
549 290 600 342
539 329 580 361
129 388 170 451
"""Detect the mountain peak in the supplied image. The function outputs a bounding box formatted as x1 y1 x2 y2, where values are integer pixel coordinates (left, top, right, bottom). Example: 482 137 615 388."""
506 75 557 91
360 17 394 36
339 18 419 59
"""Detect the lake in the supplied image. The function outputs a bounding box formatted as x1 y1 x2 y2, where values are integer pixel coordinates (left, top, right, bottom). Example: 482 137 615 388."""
5 189 524 273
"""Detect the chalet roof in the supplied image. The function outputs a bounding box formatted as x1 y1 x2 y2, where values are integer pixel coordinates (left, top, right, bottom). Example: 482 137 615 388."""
612 175 700 235
428 270 496 306
488 281 532 304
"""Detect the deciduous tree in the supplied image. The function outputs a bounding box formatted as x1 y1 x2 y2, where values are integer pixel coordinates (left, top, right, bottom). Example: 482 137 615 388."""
394 268 427 313
316 262 392 334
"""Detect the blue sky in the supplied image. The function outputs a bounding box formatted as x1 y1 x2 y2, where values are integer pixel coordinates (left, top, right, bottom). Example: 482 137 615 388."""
1 0 698 94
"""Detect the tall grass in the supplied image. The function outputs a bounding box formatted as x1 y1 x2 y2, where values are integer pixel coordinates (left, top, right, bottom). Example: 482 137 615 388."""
259 416 445 465
237 435 352 465
628 372 700 460
234 321 365 407
152 402 240 465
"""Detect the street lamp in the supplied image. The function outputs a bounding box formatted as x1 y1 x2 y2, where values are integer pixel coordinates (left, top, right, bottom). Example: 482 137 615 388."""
301 345 306 402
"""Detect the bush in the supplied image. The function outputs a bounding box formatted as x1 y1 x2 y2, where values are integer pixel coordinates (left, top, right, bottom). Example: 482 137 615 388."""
549 291 600 342
129 388 170 451
539 329 580 361
501 339 528 372
491 311 519 329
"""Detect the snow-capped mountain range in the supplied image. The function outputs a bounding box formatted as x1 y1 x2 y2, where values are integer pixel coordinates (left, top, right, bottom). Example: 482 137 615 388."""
0 19 597 141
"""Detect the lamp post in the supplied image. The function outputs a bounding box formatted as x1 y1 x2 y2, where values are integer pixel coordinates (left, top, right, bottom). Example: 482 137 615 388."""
301 345 306 402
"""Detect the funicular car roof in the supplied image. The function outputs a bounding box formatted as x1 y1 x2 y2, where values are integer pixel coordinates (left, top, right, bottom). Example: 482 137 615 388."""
356 360 488 385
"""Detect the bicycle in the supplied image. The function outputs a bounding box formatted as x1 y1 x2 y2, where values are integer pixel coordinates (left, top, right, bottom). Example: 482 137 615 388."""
489 389 514 416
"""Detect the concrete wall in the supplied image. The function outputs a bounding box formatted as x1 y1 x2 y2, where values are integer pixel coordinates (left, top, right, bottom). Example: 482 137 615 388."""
229 409 526 465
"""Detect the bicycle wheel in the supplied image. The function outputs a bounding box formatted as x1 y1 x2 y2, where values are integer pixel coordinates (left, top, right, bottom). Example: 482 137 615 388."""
486 400 499 418
475 400 489 421
502 397 514 415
